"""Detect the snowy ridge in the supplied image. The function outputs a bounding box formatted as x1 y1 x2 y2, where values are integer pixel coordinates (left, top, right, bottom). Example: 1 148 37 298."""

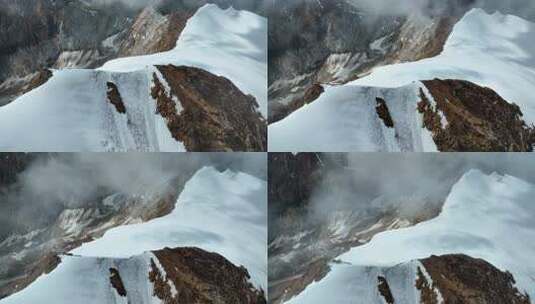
0 4 267 151
351 8 535 124
269 8 535 152
269 82 438 152
289 170 535 303
0 167 267 302
0 67 184 152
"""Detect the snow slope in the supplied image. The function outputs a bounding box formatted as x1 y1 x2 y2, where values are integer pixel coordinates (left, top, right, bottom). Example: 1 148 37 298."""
1 253 162 304
0 167 267 303
269 82 437 152
101 4 268 117
288 170 535 303
269 8 535 152
0 4 267 152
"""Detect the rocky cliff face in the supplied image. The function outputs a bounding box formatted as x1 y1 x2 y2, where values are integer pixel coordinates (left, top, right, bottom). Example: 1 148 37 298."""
417 254 531 304
151 65 266 151
4 247 265 304
267 0 476 122
419 79 535 151
150 247 266 303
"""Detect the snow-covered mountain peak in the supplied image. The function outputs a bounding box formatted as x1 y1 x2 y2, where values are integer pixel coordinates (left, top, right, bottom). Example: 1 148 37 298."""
444 8 532 57
337 169 535 298
270 7 535 152
100 3 267 116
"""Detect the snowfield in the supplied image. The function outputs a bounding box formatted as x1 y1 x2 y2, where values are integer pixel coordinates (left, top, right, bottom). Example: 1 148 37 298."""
287 170 535 303
269 8 535 152
0 4 267 152
0 167 267 303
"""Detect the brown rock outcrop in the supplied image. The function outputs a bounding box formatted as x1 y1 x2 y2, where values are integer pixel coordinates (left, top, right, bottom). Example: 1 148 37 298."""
419 79 535 151
419 254 531 304
150 247 266 304
151 65 266 152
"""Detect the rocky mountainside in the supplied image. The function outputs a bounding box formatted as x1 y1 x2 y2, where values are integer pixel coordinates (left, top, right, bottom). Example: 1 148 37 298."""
269 156 535 304
0 167 192 299
269 79 535 152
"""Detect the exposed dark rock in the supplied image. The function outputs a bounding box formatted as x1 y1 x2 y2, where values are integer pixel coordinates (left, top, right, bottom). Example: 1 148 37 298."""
420 254 531 304
151 65 266 152
419 79 535 152
106 82 126 114
377 276 395 304
150 247 266 304
0 153 38 188
109 268 127 297
375 97 394 128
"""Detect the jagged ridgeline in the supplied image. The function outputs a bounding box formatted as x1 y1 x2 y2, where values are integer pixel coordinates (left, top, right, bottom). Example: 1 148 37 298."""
0 153 267 302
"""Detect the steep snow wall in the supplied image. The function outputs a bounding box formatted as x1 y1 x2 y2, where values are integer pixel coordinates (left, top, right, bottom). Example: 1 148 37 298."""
269 82 437 152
